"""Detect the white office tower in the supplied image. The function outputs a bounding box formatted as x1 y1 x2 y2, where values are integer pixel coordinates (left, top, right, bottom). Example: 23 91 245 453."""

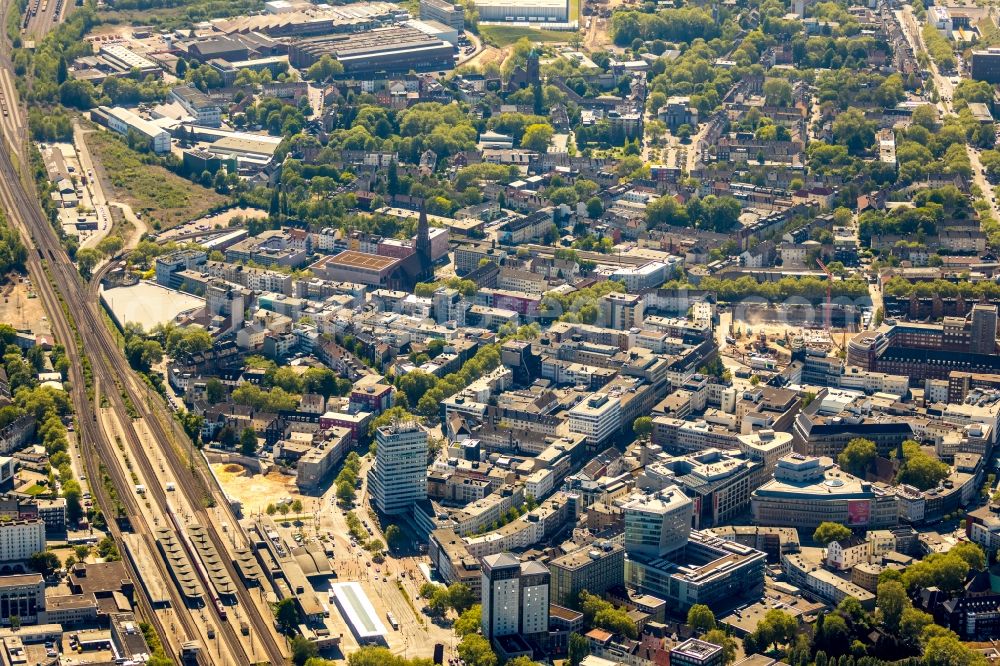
371 420 428 514
481 552 551 642
623 486 694 559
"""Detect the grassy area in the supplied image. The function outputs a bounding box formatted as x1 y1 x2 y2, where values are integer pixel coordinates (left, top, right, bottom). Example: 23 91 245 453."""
85 130 226 231
22 484 48 496
570 0 579 21
108 205 135 245
480 25 572 46
975 16 1000 51
97 0 264 31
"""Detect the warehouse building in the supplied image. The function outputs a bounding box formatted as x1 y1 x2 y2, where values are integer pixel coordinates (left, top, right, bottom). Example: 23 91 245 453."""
90 106 171 154
217 1 405 38
474 0 569 22
287 26 456 76
169 85 222 127
420 0 465 30
98 44 162 78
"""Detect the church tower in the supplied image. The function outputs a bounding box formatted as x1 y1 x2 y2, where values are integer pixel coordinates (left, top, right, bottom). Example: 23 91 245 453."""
415 203 433 282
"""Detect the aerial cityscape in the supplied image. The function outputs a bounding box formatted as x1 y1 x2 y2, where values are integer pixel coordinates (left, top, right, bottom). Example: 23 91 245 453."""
2 0 1000 663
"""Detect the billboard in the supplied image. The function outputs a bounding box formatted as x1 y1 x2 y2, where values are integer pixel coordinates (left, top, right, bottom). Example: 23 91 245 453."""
847 499 871 526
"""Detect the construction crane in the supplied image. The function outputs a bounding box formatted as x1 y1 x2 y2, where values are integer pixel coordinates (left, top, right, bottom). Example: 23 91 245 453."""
816 257 832 331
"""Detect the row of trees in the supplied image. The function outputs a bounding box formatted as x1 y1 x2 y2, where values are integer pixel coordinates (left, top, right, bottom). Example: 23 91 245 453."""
578 590 638 639
896 440 950 491
244 354 353 398
678 275 871 304
883 276 1000 301
3 336 85 525
611 7 722 46
0 212 27 277
334 451 362 506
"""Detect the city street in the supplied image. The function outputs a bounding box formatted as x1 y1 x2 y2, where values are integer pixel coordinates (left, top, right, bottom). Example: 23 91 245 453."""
900 6 1000 221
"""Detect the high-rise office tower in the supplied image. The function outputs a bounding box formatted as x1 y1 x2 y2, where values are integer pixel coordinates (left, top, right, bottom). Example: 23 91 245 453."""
481 553 550 642
970 303 998 354
623 487 694 559
370 420 428 515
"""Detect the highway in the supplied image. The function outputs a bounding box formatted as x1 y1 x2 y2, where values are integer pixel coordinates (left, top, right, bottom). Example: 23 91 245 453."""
0 1 287 662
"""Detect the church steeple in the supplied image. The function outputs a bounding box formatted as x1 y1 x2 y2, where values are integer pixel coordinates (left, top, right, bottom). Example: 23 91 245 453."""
416 202 433 282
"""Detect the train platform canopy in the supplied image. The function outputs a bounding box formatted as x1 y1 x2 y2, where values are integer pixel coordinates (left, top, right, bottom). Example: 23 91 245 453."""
330 582 387 642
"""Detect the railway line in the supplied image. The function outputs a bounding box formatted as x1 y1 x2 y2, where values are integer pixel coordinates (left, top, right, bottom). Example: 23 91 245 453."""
0 17 285 666
83 384 211 664
0 116 210 662
22 0 67 40
0 132 270 665
0 127 232 664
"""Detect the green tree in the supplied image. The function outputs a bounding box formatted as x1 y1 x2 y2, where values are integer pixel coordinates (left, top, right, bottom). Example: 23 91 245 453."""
877 581 910 634
951 542 987 571
521 123 555 152
506 658 539 666
239 427 258 456
832 107 876 154
838 438 876 477
924 632 987 666
448 583 476 613
28 550 60 575
813 521 852 545
568 632 590 666
703 629 737 665
896 440 949 491
385 524 402 548
57 55 68 84
458 633 497 666
633 416 653 442
586 196 604 219
63 479 83 523
756 609 797 650
337 480 356 505
899 607 933 647
274 598 300 635
291 636 319 666
763 78 793 107
206 378 225 403
75 248 101 279
455 605 481 636
687 604 716 632
306 54 344 81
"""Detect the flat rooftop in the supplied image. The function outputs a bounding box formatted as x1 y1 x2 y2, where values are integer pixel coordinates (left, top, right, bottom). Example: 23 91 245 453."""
100 281 205 330
474 0 567 7
331 582 388 640
323 250 400 271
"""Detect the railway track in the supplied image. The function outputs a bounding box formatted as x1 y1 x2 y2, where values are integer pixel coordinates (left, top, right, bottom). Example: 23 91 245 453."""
0 0 286 657
0 66 282 666
81 378 210 665
0 141 259 665
0 133 207 663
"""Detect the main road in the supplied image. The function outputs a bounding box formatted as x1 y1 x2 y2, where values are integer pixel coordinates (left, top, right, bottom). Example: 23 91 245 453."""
898 5 1000 221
